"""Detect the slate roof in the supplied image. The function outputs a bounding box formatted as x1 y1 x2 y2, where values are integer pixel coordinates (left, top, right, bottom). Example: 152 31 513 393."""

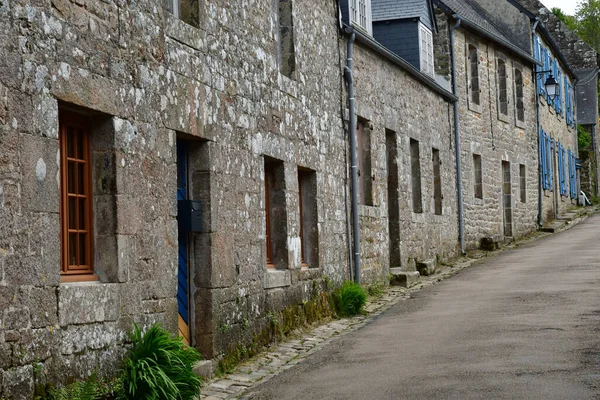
372 0 429 22
436 0 531 55
575 68 599 126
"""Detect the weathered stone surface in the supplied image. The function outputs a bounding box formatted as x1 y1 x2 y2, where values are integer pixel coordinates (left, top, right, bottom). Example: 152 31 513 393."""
3 365 34 400
389 269 420 288
58 284 120 325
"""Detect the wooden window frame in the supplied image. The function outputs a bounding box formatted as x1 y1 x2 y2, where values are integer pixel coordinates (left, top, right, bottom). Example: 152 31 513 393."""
496 55 509 121
519 164 526 203
298 170 307 266
473 154 483 199
466 41 482 112
59 112 98 282
514 65 525 127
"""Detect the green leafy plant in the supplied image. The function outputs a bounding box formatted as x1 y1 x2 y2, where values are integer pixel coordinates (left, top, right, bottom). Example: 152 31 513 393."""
120 323 202 400
333 281 367 317
47 373 102 400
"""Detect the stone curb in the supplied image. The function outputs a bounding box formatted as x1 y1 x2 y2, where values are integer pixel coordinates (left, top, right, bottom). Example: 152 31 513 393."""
199 206 597 400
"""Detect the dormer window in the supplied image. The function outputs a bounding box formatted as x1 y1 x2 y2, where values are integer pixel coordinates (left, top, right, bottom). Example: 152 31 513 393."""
419 23 434 77
350 0 372 34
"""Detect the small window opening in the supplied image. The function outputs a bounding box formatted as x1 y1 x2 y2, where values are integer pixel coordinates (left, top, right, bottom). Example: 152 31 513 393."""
298 168 318 267
468 44 480 106
167 0 199 27
357 119 374 206
432 148 442 215
410 139 423 213
264 158 287 269
519 164 526 203
473 154 483 199
278 0 296 78
515 68 525 123
497 58 508 116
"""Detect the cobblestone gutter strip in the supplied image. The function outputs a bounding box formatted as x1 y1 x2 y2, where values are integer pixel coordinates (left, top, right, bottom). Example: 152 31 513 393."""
200 207 598 400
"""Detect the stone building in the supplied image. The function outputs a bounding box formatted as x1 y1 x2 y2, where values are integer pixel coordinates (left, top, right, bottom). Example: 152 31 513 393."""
433 0 541 249
513 0 599 199
0 0 351 396
0 0 588 397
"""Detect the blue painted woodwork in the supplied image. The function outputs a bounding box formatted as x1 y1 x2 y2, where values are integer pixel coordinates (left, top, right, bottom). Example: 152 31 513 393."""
177 142 190 325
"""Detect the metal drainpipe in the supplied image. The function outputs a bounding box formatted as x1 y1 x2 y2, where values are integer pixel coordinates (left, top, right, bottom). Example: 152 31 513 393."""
532 19 543 227
344 31 361 284
449 17 465 255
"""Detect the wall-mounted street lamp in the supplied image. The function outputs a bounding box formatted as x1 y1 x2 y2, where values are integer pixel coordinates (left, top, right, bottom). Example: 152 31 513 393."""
536 70 560 104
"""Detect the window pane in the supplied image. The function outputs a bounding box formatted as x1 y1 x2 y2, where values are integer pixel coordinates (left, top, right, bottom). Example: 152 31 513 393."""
79 198 86 231
79 233 87 265
68 161 76 194
78 163 86 195
69 233 77 266
68 196 77 229
67 127 75 158
77 129 85 160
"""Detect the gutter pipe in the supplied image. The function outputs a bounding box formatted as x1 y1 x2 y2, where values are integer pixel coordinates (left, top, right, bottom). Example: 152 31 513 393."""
344 31 361 284
532 19 543 227
449 17 465 255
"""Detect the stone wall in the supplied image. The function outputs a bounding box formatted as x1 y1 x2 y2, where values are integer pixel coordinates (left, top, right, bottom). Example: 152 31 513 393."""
0 0 350 396
448 25 539 248
537 36 579 224
349 40 459 272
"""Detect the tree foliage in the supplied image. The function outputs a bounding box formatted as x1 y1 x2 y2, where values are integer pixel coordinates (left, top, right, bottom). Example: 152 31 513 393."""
551 7 579 32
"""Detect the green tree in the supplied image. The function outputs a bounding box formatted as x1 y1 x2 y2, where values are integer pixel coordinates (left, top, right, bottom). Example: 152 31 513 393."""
575 0 600 51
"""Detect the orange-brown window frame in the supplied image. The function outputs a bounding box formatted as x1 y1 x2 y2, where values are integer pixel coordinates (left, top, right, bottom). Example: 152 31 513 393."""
59 112 97 282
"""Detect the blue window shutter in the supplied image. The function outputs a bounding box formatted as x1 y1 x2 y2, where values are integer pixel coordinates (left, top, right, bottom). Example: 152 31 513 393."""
540 129 547 190
557 70 562 115
564 77 570 125
548 137 553 190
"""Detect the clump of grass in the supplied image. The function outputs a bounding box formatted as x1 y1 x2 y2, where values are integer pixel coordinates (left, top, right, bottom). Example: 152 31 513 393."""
367 282 386 297
47 373 121 400
120 323 202 400
333 281 367 317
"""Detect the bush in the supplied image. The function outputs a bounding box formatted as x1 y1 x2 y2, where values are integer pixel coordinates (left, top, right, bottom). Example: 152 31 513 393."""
333 281 367 317
120 323 202 400
47 373 121 400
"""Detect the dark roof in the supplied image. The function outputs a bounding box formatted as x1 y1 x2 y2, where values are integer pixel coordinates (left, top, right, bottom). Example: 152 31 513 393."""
434 0 539 65
341 25 458 102
575 68 599 125
372 0 437 31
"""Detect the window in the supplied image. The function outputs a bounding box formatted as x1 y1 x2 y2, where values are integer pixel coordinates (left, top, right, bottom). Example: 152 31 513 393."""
278 0 296 78
569 149 577 199
514 66 525 125
519 164 526 203
298 168 318 267
167 0 199 27
264 158 287 268
357 120 373 206
502 161 513 237
473 154 483 199
350 0 372 35
60 112 96 281
432 148 442 215
410 139 422 213
467 43 481 110
420 24 434 77
497 57 508 118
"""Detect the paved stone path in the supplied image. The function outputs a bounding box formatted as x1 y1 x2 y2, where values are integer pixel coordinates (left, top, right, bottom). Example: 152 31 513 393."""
200 210 594 400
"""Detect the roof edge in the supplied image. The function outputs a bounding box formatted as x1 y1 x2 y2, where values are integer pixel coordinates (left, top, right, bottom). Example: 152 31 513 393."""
342 24 458 102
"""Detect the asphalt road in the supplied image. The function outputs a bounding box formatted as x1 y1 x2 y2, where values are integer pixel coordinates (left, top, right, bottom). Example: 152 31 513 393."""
247 215 600 399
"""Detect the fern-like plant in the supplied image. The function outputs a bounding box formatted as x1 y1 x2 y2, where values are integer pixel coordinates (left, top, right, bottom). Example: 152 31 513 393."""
120 323 202 400
333 281 367 317
48 373 101 400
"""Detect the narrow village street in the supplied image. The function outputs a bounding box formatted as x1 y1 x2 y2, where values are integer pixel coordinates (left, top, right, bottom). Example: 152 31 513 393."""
244 215 600 400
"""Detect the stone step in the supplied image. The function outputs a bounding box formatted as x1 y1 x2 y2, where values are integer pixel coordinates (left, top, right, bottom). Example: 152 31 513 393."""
389 268 420 288
540 221 566 233
416 259 436 276
480 235 502 251
556 212 577 221
193 360 214 380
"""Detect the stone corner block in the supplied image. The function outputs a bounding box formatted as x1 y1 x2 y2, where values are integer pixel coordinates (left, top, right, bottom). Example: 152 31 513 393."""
192 359 214 380
263 269 291 290
58 283 120 326
389 268 420 288
416 259 436 277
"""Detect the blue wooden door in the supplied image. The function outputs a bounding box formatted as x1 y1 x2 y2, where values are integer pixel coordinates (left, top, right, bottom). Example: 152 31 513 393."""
176 142 191 344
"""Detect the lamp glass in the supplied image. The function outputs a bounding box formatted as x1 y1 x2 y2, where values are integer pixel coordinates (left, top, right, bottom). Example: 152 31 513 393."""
545 75 558 99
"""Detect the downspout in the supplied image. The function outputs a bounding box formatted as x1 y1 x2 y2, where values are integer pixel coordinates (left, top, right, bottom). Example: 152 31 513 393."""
344 31 361 284
449 17 465 255
532 19 543 227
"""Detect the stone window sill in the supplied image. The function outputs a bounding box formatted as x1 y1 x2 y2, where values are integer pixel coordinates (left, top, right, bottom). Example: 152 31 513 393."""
263 269 291 289
497 113 509 123
515 119 526 129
